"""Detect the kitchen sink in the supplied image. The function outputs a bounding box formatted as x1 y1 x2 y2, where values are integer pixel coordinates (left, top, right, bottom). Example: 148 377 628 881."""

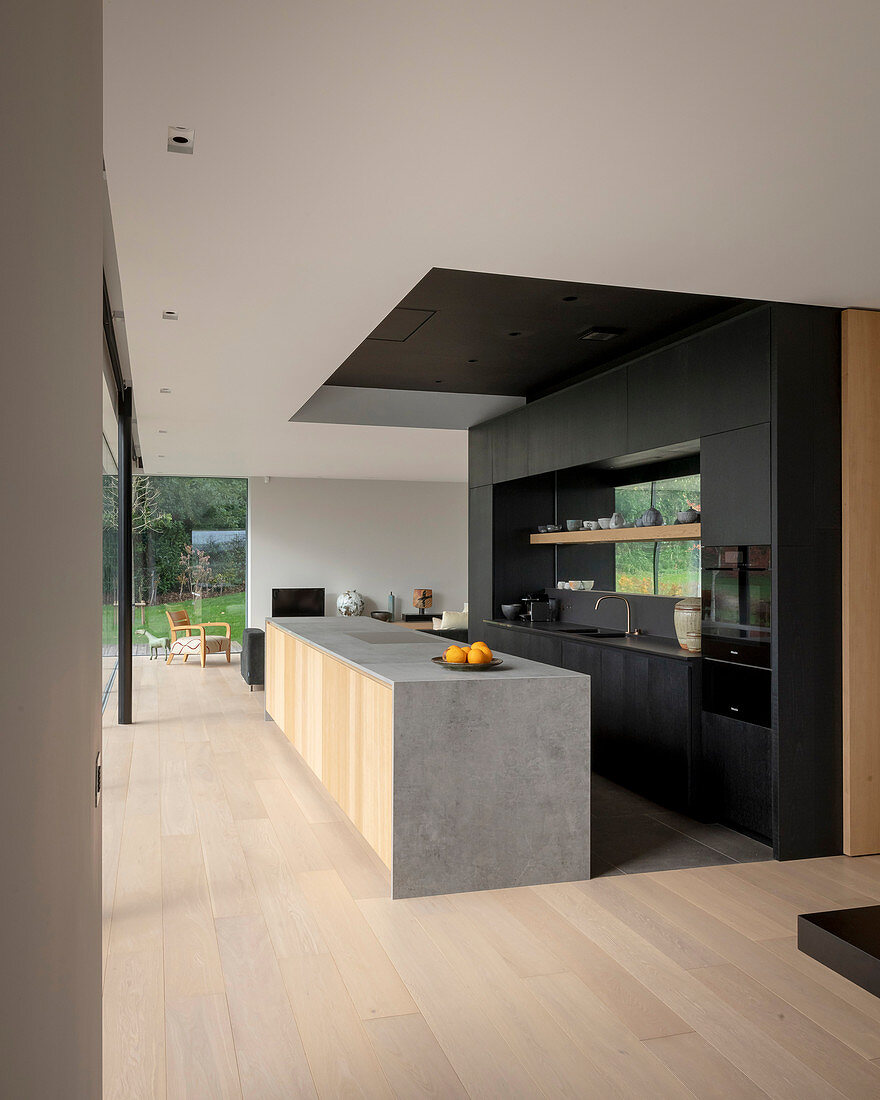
561 627 626 637
540 626 627 638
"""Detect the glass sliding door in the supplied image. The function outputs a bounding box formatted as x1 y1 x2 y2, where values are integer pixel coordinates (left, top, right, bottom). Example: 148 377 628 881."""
131 476 247 654
101 376 119 711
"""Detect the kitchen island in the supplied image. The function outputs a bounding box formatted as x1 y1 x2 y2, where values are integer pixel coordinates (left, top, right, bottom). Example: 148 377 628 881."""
265 616 591 898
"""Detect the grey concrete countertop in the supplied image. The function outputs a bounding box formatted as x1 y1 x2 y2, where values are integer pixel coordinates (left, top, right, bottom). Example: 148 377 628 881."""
267 616 585 686
484 618 699 661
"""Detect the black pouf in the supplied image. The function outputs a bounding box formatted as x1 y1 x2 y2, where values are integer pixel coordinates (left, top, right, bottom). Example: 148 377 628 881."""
241 627 265 689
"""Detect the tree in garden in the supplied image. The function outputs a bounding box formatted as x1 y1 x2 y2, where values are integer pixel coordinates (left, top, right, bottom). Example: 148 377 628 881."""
102 475 171 535
103 475 172 604
177 544 214 598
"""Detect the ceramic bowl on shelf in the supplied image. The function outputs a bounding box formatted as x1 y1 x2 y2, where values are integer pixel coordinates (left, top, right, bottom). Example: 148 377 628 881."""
565 519 582 531
537 526 549 533
546 524 562 533
597 518 611 529
583 520 599 530
570 580 595 591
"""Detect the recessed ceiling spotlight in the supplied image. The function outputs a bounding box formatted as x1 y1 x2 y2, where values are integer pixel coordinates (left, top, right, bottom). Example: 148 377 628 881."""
562 295 578 302
159 387 172 394
157 429 167 434
507 331 522 337
434 379 443 384
467 358 478 363
162 310 178 321
580 327 624 342
157 454 165 458
167 125 194 154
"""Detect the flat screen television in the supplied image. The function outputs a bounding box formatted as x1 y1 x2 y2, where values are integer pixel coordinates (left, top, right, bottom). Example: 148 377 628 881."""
271 587 325 617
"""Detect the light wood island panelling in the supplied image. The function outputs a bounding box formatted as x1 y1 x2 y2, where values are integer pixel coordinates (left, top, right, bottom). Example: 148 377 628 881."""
266 623 393 868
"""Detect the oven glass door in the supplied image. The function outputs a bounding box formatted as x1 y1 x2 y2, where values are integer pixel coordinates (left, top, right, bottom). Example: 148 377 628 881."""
702 546 771 645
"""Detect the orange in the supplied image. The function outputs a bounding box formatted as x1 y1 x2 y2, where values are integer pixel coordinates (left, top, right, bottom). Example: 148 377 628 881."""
472 641 491 655
444 646 467 663
468 647 492 664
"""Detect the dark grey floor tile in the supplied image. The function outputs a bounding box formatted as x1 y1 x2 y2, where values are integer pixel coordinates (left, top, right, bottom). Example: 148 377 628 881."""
591 776 664 817
593 816 735 874
590 856 626 878
649 810 773 863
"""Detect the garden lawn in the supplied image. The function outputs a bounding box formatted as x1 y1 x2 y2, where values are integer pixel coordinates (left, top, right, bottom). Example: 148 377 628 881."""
102 590 246 646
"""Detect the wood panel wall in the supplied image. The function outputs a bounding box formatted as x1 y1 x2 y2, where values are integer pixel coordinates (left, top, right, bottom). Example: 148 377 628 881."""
265 624 394 867
843 309 880 855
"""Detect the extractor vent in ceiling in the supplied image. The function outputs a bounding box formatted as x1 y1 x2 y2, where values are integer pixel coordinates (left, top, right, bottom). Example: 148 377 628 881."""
366 307 435 342
580 327 624 342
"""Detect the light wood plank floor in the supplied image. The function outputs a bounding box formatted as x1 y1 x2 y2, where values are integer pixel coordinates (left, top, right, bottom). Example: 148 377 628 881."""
103 657 880 1098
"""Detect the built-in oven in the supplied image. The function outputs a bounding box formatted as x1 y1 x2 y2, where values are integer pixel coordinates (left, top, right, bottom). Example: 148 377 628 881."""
701 545 771 668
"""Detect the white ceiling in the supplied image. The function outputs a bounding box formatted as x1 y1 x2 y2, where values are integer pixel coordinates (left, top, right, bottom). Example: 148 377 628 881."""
104 0 880 480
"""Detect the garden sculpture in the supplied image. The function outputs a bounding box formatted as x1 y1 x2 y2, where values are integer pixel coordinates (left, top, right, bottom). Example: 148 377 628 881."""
136 628 171 660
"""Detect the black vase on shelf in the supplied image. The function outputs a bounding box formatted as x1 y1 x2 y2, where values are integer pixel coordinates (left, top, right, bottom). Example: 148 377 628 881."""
636 507 663 527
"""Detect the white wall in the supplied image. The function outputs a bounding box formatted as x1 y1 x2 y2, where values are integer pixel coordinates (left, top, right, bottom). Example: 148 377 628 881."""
0 0 102 1094
247 478 468 626
107 1 880 480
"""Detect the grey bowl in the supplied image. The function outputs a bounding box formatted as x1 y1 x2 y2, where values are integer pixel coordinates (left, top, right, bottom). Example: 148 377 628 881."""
370 611 392 622
565 519 582 531
501 603 523 620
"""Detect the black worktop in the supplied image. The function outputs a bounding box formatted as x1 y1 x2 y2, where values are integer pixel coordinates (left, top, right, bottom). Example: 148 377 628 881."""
483 618 699 661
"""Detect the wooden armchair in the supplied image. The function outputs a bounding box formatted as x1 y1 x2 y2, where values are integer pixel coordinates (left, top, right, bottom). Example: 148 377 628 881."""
164 608 231 667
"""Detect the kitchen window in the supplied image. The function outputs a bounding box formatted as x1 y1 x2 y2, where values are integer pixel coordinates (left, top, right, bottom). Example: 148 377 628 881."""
614 474 701 596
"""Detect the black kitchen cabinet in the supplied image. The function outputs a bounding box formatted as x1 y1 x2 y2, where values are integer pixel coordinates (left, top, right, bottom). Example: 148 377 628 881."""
479 622 518 654
703 659 771 728
468 421 493 488
467 486 493 638
699 710 772 841
626 343 690 454
700 422 771 546
627 308 771 453
527 369 628 475
478 623 561 666
491 406 530 483
562 641 696 813
512 630 562 665
685 307 771 437
518 631 562 666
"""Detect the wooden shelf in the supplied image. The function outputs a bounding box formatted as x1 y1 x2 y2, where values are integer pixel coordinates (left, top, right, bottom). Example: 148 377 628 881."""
529 523 702 545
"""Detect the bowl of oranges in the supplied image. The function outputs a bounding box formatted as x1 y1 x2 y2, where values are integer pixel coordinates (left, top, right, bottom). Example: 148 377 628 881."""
432 641 503 671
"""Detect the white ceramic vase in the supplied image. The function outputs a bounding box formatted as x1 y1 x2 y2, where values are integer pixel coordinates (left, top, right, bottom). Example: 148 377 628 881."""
336 589 365 616
674 597 701 652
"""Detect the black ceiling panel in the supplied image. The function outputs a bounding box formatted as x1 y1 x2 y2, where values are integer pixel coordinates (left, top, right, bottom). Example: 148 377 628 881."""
327 268 751 398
